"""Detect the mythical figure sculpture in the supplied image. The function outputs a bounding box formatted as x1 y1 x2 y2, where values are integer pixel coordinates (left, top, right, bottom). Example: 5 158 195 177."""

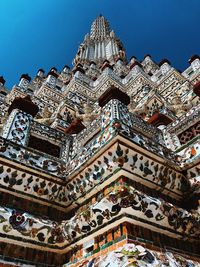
128 98 148 116
75 100 99 126
168 92 192 116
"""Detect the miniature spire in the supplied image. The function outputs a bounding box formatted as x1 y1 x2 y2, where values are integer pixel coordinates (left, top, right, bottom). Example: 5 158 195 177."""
73 15 126 66
90 15 111 41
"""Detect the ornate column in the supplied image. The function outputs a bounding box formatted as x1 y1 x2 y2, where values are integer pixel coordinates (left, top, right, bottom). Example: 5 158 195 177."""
159 59 171 75
189 55 200 71
101 41 105 58
61 135 74 162
2 96 39 146
18 73 31 91
46 69 58 88
98 86 131 130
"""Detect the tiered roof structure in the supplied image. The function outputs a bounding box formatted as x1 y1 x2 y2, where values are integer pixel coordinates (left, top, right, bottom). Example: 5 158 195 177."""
0 15 200 266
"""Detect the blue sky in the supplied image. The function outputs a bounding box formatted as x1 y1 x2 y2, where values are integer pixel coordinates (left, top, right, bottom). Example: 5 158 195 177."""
0 0 199 88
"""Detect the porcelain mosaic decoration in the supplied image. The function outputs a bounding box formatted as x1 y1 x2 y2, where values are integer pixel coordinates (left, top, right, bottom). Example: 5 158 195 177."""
67 243 200 267
0 15 199 266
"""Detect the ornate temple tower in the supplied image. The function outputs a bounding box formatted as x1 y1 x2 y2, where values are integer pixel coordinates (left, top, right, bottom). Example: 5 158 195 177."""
0 15 199 267
74 15 126 66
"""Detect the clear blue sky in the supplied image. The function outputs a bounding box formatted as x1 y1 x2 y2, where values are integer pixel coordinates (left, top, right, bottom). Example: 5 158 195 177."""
0 0 199 88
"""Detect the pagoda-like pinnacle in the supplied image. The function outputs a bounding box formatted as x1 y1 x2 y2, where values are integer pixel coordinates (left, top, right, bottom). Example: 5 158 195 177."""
73 15 126 66
90 15 111 41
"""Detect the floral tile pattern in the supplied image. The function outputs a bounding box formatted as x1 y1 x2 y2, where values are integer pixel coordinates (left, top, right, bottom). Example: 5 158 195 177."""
66 142 187 202
0 164 67 208
0 183 199 250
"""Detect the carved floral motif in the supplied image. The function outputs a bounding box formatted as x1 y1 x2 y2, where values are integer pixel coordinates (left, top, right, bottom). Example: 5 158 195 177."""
0 183 199 250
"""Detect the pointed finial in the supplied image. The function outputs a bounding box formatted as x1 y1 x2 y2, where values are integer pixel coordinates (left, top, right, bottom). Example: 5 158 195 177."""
20 74 31 82
90 15 111 40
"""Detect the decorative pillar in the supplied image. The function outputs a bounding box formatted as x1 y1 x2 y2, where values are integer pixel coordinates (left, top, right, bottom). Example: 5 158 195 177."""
159 59 171 75
46 69 58 88
36 69 45 78
98 42 101 58
130 61 143 75
189 55 200 71
60 135 73 162
101 60 113 75
94 42 98 58
85 46 89 59
130 56 137 64
101 42 105 58
73 64 85 79
90 61 96 69
18 74 31 91
62 65 70 73
61 65 71 81
2 96 39 146
98 86 131 130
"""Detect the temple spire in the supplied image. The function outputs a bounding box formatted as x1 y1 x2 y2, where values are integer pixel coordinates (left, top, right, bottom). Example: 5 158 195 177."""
90 15 111 41
73 15 126 66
